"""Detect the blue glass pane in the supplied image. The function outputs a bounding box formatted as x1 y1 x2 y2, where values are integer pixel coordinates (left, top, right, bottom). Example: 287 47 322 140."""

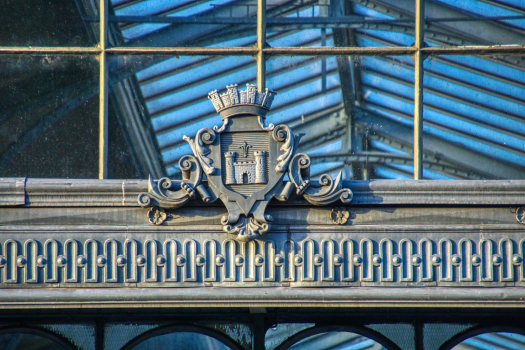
422 55 525 179
110 0 256 47
425 0 525 46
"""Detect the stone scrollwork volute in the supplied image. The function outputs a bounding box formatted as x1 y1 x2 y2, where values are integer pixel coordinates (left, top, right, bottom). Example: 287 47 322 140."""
183 128 216 175
138 155 211 209
138 83 352 242
288 153 353 205
272 125 304 173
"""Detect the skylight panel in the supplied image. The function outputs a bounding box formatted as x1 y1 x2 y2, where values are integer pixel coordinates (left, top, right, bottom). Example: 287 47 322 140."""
114 0 195 17
423 124 525 167
433 0 525 30
374 166 412 179
306 140 343 156
156 114 223 150
267 89 343 126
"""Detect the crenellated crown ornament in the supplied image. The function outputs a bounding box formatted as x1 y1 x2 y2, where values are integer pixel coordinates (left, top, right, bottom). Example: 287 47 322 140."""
208 84 276 119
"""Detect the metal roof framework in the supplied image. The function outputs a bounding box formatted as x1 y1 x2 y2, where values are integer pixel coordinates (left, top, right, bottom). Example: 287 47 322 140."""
94 0 525 181
2 0 524 181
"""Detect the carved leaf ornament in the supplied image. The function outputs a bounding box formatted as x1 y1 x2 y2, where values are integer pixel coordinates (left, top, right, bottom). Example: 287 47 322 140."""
148 206 167 225
139 84 353 241
331 207 350 225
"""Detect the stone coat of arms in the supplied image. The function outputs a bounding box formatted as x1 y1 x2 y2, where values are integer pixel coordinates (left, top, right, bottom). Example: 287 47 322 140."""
138 84 352 241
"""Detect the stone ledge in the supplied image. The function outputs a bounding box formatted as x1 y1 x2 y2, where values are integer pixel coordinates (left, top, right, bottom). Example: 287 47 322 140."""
1 178 524 207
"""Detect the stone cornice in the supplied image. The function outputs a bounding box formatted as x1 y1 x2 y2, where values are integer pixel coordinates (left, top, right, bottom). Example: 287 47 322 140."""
0 287 524 309
0 178 26 206
0 178 524 305
1 178 525 207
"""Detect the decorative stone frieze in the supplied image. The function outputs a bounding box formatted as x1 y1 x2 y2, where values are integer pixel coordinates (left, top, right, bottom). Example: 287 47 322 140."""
0 236 523 286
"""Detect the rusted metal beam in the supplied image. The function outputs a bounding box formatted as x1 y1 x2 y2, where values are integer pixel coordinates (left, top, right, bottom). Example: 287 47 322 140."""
264 46 417 56
360 0 525 46
257 0 266 91
330 0 354 160
106 47 259 55
0 47 102 54
2 45 523 57
421 45 525 56
82 14 525 25
413 0 425 180
99 0 109 180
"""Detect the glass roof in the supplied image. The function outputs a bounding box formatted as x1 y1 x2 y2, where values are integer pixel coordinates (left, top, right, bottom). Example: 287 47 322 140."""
109 0 525 180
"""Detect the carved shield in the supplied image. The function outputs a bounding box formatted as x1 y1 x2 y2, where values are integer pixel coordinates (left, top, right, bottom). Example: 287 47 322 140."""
141 84 352 242
205 116 287 217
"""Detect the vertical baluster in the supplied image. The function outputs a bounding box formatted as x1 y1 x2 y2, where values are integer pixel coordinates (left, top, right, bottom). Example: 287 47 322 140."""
400 239 414 282
301 239 315 282
104 239 118 283
419 239 433 282
24 239 38 283
262 240 275 282
360 239 374 282
499 238 514 282
281 240 296 282
144 239 158 282
439 239 453 282
183 239 197 282
204 240 217 282
44 239 59 283
64 239 78 283
223 239 237 282
164 239 178 282
480 239 494 282
518 238 525 282
85 239 99 283
340 239 355 281
0 242 3 284
124 239 138 283
459 239 473 282
321 239 335 281
4 240 18 283
244 241 256 282
380 239 393 282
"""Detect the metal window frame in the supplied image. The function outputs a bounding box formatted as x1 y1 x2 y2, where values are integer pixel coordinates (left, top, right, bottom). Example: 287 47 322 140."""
1 0 524 179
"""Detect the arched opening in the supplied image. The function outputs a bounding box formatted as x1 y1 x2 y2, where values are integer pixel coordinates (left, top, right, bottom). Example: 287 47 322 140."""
288 331 387 349
451 332 525 349
121 325 243 350
440 326 525 350
242 173 249 184
274 326 400 350
130 333 228 350
0 327 75 350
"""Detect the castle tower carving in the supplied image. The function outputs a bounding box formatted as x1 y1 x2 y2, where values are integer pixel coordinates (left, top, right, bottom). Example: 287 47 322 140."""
224 152 236 184
224 151 267 185
253 151 266 183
